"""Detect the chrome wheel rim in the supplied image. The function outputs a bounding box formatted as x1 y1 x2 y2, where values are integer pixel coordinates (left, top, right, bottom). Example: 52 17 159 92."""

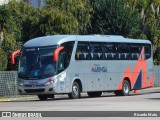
124 83 129 94
73 86 78 96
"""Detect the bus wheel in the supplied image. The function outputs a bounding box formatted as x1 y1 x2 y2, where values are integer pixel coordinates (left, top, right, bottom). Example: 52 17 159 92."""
121 80 130 96
38 95 48 100
87 92 102 97
68 82 81 99
114 80 130 96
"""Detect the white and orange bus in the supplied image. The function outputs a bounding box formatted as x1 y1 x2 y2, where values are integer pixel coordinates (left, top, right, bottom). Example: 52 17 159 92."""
11 35 154 100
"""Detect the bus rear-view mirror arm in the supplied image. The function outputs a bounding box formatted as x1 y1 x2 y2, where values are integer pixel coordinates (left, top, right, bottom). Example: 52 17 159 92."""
11 50 21 65
53 46 64 62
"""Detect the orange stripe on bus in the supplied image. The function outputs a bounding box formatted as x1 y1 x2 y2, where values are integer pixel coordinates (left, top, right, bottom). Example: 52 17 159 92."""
118 47 153 90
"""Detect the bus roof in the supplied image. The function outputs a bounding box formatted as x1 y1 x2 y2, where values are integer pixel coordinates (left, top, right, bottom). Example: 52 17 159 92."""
23 35 151 47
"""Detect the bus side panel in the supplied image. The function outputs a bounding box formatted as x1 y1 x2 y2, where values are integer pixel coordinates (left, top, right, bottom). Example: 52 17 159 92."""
86 73 104 91
105 61 120 91
69 61 89 92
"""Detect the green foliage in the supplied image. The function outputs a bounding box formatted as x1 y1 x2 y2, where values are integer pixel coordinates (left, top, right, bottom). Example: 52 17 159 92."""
0 0 93 70
154 45 160 65
124 0 160 64
46 0 93 34
0 1 34 42
0 48 7 71
19 0 93 41
144 14 160 45
25 8 79 37
0 1 34 70
90 0 143 38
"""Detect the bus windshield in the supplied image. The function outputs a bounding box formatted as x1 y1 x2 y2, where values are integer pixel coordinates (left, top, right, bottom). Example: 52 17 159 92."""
18 46 57 79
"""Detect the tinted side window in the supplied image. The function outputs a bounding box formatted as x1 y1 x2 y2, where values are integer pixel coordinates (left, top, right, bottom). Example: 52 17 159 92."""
90 43 103 60
61 41 75 68
142 44 151 59
75 42 90 60
104 43 117 60
58 51 65 70
117 43 130 60
130 44 141 60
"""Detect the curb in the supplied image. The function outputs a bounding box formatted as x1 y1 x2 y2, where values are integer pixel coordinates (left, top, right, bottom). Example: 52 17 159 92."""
0 96 38 102
0 99 10 102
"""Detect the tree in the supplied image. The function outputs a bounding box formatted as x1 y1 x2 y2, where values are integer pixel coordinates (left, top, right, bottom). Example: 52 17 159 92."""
0 48 7 71
0 0 34 70
45 0 93 34
23 7 80 38
124 0 160 64
22 0 93 41
125 0 160 45
90 0 143 38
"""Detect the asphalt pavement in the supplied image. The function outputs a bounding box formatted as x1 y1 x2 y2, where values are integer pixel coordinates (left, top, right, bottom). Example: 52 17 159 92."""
0 87 160 119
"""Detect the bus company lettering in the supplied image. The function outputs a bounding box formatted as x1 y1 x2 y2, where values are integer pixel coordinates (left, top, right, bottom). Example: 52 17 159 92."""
92 64 107 72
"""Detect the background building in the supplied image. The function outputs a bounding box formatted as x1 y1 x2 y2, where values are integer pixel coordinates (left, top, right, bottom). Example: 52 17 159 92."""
22 0 46 7
0 0 46 7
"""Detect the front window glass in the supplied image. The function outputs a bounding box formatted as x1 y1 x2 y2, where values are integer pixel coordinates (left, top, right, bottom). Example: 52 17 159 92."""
18 46 57 79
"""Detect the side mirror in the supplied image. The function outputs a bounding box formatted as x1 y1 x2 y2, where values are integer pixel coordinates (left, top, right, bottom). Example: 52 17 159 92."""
11 50 21 65
53 46 64 62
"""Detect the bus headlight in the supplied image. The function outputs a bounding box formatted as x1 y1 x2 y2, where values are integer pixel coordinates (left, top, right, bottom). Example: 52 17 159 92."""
45 81 53 85
52 72 66 84
57 72 66 82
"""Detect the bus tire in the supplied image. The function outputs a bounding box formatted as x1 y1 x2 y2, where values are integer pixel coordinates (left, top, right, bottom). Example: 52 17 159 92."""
121 80 130 96
68 82 81 99
38 95 48 100
38 94 54 100
114 91 121 96
87 92 102 97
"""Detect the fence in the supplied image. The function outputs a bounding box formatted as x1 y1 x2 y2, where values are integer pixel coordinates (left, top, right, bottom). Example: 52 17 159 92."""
0 71 18 96
0 67 160 96
154 66 160 86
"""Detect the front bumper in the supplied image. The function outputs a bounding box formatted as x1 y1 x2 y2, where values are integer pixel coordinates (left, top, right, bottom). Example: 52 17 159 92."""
18 84 56 95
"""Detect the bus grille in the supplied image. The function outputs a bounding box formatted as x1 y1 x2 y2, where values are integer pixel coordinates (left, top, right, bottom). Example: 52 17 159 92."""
24 89 45 93
24 84 45 87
